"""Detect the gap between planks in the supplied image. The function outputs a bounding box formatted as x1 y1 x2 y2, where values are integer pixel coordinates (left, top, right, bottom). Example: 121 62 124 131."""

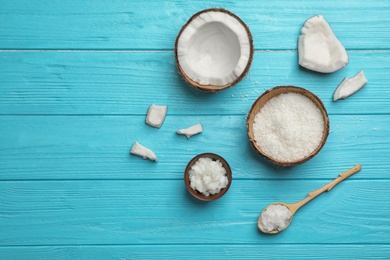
1 243 390 247
0 178 389 182
1 49 390 53
0 113 389 116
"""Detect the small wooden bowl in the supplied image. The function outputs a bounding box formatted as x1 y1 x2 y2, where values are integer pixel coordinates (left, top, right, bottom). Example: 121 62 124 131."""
184 153 232 201
247 86 330 167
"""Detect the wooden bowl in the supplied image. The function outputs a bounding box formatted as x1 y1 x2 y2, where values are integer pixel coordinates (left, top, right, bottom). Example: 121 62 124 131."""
184 153 232 201
246 86 330 167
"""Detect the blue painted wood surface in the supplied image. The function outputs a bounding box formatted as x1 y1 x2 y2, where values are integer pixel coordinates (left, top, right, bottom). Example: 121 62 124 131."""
0 0 389 259
0 0 389 50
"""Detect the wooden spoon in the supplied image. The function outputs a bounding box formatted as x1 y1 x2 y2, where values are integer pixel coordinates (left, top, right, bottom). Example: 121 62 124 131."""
258 164 362 234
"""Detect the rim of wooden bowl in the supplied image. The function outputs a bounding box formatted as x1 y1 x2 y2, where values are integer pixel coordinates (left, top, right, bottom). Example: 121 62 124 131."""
174 8 254 93
184 153 232 201
246 86 330 167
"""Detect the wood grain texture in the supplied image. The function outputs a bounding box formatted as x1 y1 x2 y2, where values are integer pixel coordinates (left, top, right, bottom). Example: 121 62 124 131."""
0 51 389 115
0 115 387 180
0 0 389 50
0 179 389 245
1 245 390 259
1 0 390 258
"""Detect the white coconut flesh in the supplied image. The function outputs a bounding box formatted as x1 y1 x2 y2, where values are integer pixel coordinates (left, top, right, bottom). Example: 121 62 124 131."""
177 123 203 139
177 11 251 86
145 104 167 128
131 142 157 161
298 15 348 73
333 70 368 101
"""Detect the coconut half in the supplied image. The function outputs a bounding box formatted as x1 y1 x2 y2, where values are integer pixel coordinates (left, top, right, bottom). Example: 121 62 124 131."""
175 8 254 92
298 15 348 73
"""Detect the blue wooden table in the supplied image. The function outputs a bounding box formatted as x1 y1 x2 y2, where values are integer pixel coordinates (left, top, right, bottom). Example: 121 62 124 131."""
1 1 390 259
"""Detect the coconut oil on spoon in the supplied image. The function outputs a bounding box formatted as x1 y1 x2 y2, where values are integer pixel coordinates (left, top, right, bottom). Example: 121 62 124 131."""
258 164 362 234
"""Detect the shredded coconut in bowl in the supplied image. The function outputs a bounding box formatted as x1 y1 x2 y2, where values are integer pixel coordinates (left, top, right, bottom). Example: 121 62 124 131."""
253 92 325 163
189 157 228 196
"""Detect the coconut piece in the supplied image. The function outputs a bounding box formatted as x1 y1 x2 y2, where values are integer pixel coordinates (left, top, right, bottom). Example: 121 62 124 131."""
145 104 167 128
298 15 348 73
175 8 254 92
333 70 368 101
176 123 203 139
130 142 157 161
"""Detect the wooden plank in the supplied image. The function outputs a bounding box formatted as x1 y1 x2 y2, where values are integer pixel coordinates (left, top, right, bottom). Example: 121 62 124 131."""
0 0 389 50
0 51 388 115
0 179 389 245
1 245 390 259
0 114 388 180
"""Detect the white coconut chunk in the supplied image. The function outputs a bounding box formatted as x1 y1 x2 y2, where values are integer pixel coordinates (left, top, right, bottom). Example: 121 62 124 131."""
145 104 167 128
298 15 348 73
130 142 157 161
333 70 368 101
176 9 252 87
176 123 203 139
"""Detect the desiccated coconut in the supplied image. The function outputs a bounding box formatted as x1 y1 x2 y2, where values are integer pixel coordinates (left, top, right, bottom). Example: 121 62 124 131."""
252 93 324 163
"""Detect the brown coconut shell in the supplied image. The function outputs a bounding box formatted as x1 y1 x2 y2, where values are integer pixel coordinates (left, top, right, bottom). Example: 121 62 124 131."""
246 86 330 167
174 8 254 93
184 153 232 201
